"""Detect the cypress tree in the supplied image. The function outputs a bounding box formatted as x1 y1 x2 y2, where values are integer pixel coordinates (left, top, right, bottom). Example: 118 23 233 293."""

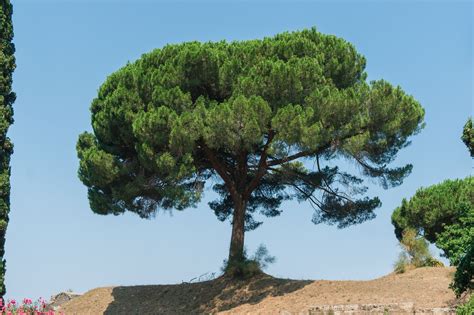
0 0 15 297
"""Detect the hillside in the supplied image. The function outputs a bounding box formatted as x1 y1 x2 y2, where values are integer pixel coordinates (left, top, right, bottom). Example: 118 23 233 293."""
59 267 460 314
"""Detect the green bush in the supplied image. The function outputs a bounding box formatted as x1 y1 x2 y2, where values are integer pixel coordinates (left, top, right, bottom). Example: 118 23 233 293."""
224 258 262 279
223 244 276 279
451 242 473 297
392 177 473 266
424 256 445 267
456 294 474 315
393 253 409 274
393 228 443 273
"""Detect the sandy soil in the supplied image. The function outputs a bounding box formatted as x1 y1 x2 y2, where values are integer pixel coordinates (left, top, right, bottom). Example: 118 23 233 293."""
59 267 460 314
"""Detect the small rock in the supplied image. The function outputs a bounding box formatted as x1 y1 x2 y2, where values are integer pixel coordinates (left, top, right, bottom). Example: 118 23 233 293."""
48 291 81 310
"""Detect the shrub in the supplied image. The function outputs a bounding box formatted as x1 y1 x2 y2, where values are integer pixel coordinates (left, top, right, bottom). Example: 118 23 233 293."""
393 252 409 274
252 244 276 270
223 244 276 279
456 294 474 315
392 177 473 266
451 242 474 297
224 258 262 279
393 228 443 273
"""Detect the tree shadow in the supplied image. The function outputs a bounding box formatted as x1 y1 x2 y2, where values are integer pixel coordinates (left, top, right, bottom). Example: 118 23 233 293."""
104 273 312 314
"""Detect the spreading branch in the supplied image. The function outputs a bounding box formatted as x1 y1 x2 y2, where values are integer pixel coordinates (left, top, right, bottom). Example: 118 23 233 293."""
244 130 275 198
201 143 239 202
268 166 354 205
268 127 369 167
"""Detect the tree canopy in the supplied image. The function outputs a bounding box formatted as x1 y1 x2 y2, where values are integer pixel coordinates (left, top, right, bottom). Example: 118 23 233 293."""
393 118 474 296
392 177 473 265
462 118 473 157
0 0 15 297
77 28 424 265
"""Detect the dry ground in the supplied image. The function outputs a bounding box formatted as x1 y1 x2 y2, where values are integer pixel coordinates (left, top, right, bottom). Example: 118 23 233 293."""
59 267 460 314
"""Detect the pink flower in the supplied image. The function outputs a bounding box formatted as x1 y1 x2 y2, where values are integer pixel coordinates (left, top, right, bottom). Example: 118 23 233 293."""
23 298 33 305
10 299 16 305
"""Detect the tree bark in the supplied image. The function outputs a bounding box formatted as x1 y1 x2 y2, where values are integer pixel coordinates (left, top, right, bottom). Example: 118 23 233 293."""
228 198 246 264
202 144 249 267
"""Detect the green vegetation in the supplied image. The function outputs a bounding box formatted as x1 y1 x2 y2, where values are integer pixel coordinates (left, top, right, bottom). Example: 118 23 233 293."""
392 177 473 265
0 0 15 298
77 28 424 274
457 294 474 315
392 120 473 298
393 228 442 274
222 244 276 278
392 177 473 295
462 118 473 157
451 242 473 297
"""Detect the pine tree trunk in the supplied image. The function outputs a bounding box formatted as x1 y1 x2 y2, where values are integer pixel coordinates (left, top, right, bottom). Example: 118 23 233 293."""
228 199 246 264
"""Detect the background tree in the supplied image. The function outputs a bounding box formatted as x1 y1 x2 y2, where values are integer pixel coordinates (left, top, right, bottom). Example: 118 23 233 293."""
462 118 473 157
392 177 473 265
77 29 424 271
451 242 473 297
392 120 473 296
0 0 15 297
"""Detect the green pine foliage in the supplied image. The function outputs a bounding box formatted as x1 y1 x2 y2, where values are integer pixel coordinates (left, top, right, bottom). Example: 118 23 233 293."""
450 242 473 297
392 130 473 296
222 244 276 279
392 177 473 266
77 28 425 265
462 118 473 157
0 0 15 298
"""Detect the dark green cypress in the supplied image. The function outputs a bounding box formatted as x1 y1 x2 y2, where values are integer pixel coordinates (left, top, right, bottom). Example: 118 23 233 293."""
0 0 15 298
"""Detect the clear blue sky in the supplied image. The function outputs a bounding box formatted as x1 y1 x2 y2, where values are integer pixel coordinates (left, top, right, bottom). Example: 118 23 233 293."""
6 0 472 300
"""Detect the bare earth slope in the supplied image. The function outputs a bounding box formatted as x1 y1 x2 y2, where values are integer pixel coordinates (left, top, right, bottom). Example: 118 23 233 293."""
60 267 458 314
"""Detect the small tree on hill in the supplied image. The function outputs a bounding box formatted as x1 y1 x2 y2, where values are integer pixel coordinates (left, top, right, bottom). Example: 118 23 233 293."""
77 29 424 273
393 228 441 274
392 119 473 295
392 177 473 266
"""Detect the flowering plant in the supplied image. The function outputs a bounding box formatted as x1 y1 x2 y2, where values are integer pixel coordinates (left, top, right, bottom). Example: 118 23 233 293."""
0 298 62 315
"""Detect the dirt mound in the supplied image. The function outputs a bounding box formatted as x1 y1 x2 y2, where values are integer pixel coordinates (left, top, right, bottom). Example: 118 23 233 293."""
59 267 460 314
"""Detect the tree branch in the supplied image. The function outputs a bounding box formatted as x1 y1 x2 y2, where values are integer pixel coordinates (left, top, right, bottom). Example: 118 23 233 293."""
316 154 352 202
244 130 275 198
287 182 330 215
267 126 369 167
201 143 239 202
267 148 322 166
268 166 354 205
